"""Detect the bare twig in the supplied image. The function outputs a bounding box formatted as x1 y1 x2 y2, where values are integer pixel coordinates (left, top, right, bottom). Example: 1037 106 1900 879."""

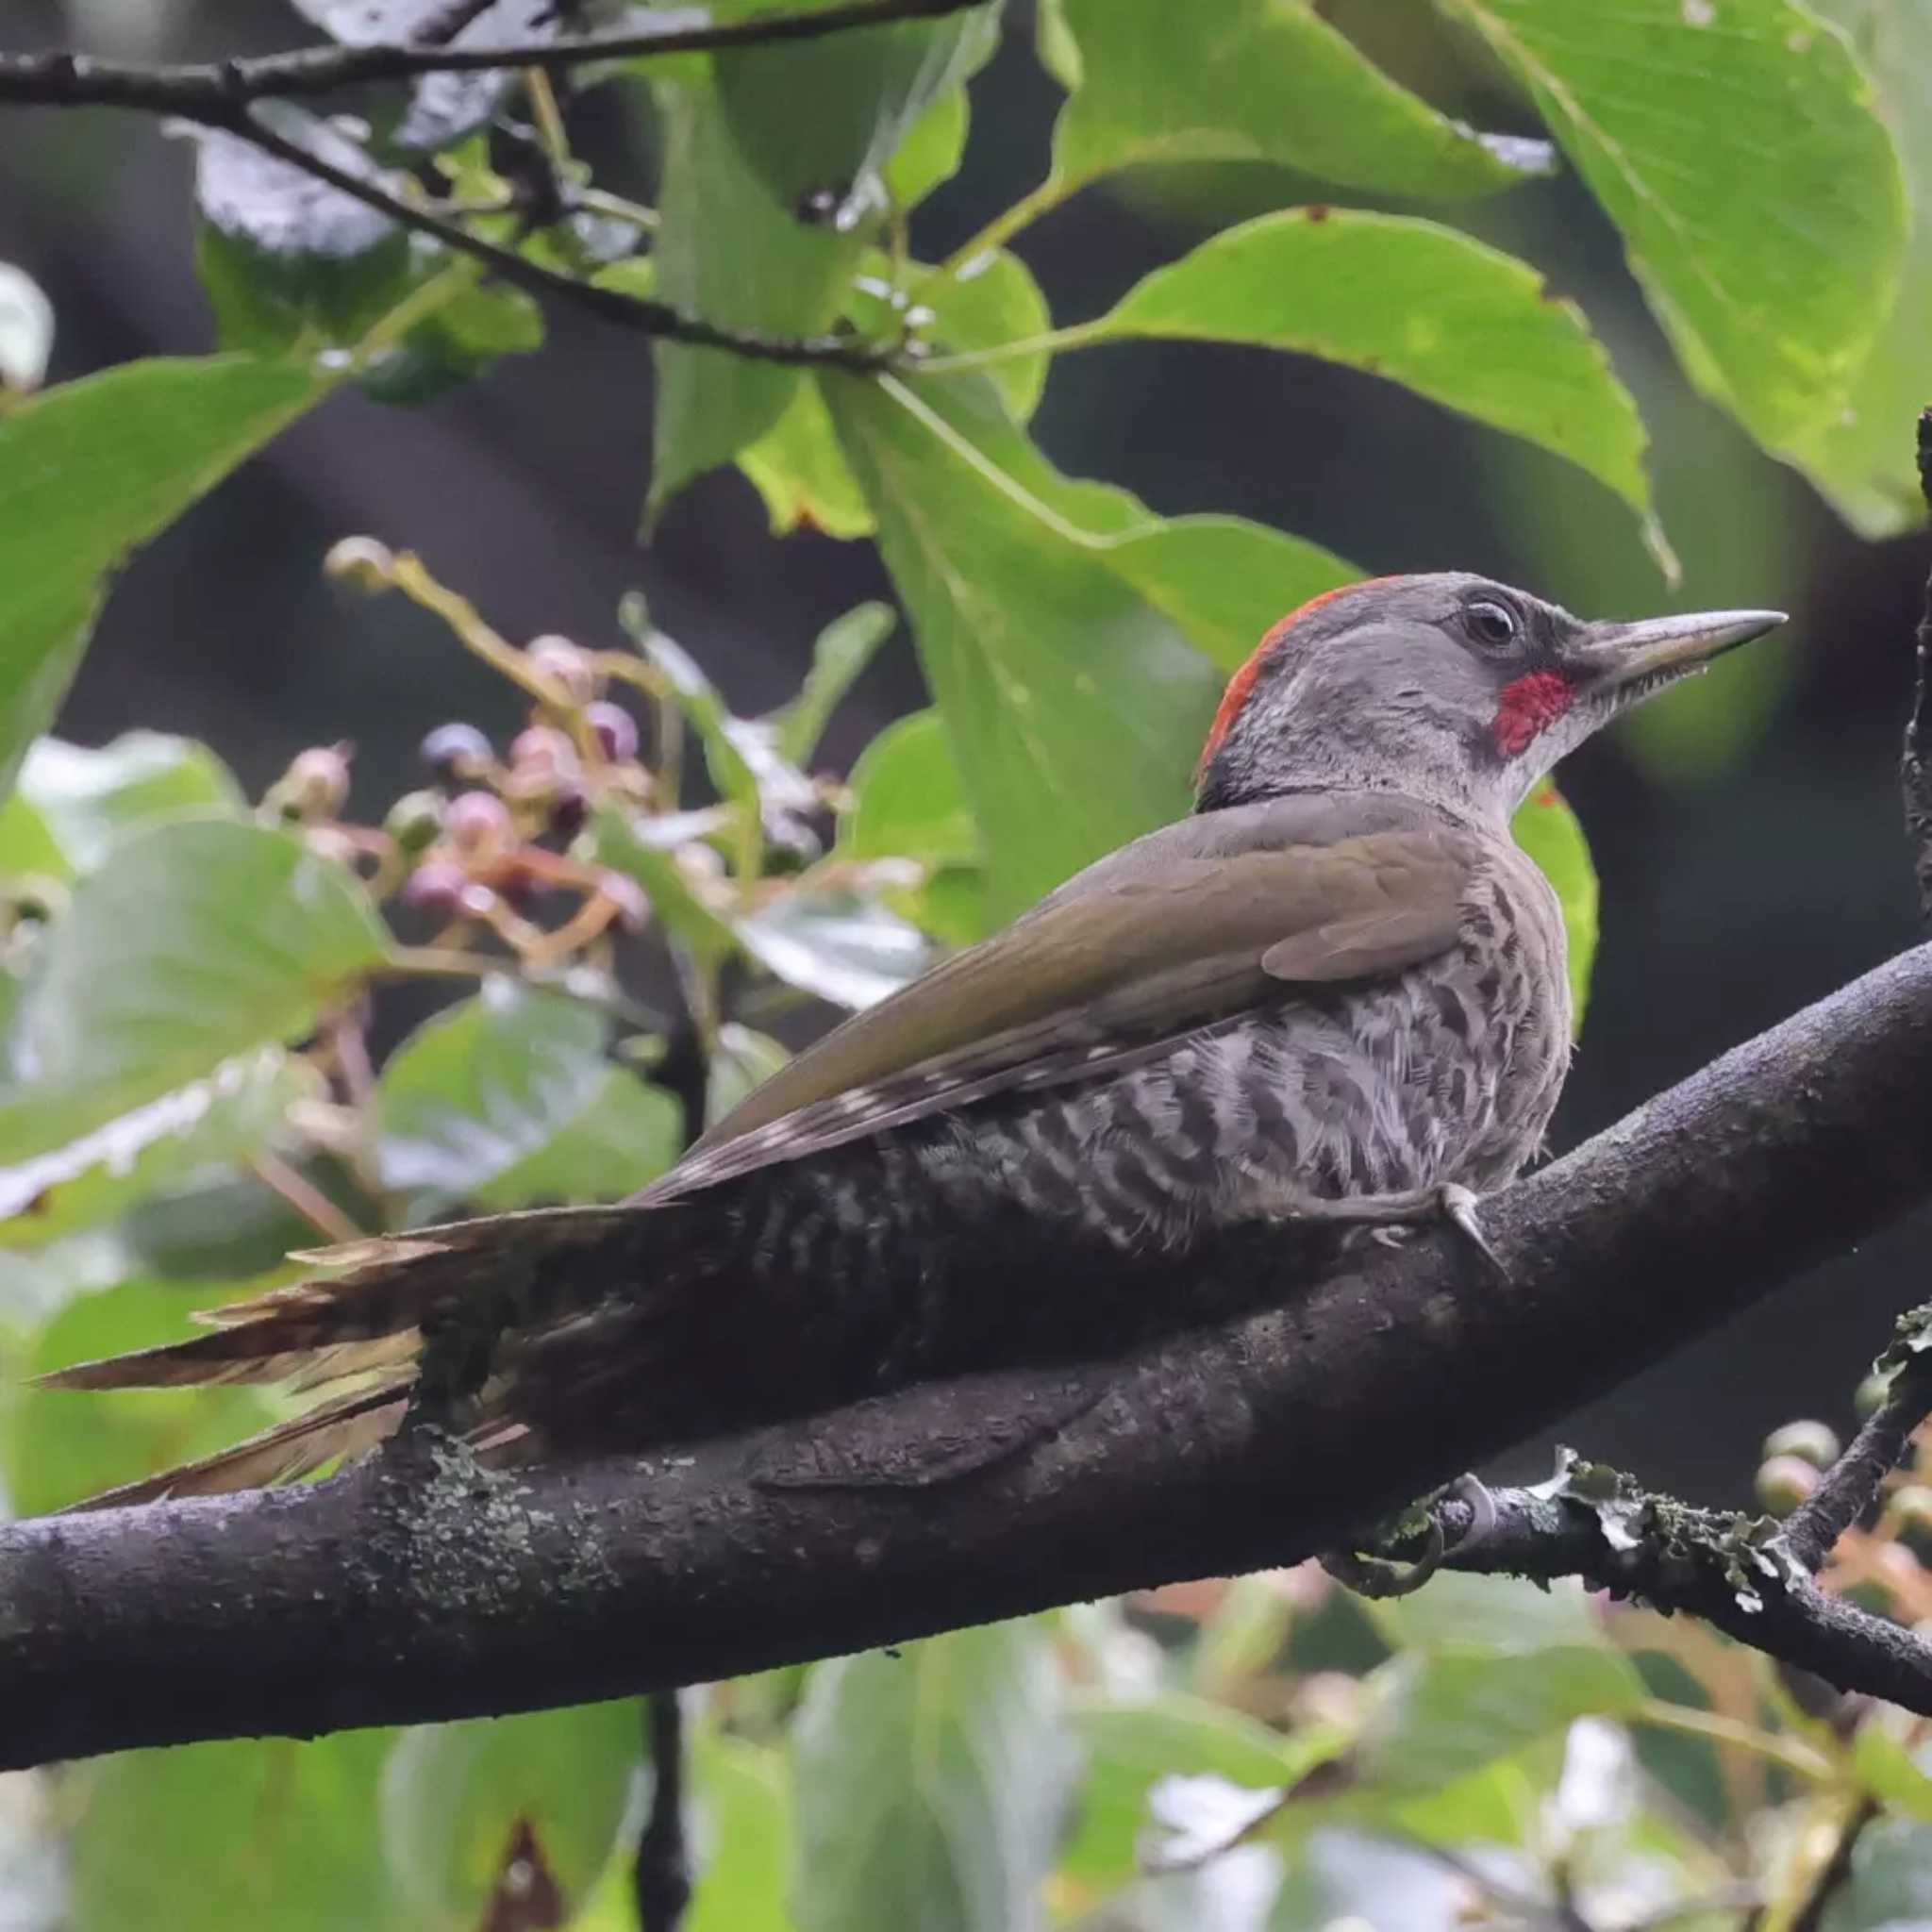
636 1691 691 1932
204 105 888 367
1902 408 1932 921
1782 1315 1932 1572
0 1 991 113
1789 1794 1879 1932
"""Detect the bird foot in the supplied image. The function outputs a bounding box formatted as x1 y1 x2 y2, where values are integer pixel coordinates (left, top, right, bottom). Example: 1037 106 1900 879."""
1278 1182 1508 1282
1319 1473 1499 1598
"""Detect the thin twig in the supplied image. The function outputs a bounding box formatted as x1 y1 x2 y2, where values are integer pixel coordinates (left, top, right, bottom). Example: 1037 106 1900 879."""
1789 1794 1878 1932
1782 1332 1932 1572
0 1 992 112
1901 408 1932 922
635 1691 691 1932
213 106 887 367
246 1148 366 1245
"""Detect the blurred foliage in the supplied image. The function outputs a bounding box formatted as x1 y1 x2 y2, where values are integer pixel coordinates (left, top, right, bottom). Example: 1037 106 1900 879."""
0 0 1924 1925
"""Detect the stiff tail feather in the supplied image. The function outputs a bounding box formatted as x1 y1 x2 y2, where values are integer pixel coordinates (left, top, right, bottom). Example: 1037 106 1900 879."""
36 1203 651 1506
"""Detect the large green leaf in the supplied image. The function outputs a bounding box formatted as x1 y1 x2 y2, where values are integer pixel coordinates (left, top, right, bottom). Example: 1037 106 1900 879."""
1510 784 1598 1026
1051 0 1554 198
67 1732 401 1932
1084 209 1659 554
826 373 1349 911
790 1623 1079 1932
0 356 333 803
646 80 862 524
1360 1646 1643 1795
0 818 388 1164
375 978 681 1218
829 370 1219 911
380 1702 640 1930
715 6 1000 225
1443 0 1908 456
1790 0 1932 535
3 731 242 880
5 1276 279 1516
0 1049 313 1251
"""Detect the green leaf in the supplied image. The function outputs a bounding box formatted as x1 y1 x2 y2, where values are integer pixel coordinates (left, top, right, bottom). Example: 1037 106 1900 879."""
358 276 545 408
739 379 878 541
1510 785 1598 1027
774 600 897 767
885 82 973 211
67 1732 401 1932
5 1277 278 1517
705 1021 791 1130
376 978 680 1217
1851 1716 1932 1822
647 79 862 524
825 373 1224 913
1051 0 1555 199
917 248 1054 424
736 884 931 1009
1444 0 1909 457
8 731 242 877
0 260 53 393
592 806 740 964
1360 1646 1643 1794
689 1733 797 1932
1788 0 1932 535
790 1623 1079 1932
380 1702 640 1930
0 1049 314 1251
1367 1572 1612 1656
715 7 1001 226
0 818 388 1165
1065 1696 1326 1889
838 708 991 946
0 355 335 804
1094 518 1357 675
192 108 413 356
1084 208 1661 558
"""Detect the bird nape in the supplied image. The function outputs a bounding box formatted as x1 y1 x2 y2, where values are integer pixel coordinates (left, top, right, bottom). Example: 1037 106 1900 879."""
41 575 1784 1507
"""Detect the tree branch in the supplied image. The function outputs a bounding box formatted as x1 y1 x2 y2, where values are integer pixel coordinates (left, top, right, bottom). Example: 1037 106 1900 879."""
217 105 888 367
8 941 1932 1768
0 0 991 114
1900 407 1932 921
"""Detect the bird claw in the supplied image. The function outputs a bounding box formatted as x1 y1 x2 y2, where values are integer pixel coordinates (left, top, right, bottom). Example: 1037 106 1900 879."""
1437 1184 1508 1284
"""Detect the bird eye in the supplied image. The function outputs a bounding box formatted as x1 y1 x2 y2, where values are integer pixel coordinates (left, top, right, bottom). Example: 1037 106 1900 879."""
1464 599 1521 648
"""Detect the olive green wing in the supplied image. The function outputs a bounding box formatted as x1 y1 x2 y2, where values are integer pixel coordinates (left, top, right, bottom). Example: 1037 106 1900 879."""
641 821 1474 1204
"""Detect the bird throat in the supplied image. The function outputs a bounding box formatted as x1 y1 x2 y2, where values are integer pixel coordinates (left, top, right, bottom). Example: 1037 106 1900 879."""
1492 671 1574 758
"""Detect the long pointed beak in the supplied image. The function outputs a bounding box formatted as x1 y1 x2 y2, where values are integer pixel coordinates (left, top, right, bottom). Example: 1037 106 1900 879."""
1573 607 1787 690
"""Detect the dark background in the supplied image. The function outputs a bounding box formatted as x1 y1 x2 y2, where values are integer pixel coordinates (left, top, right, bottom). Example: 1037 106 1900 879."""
3 0 1924 1503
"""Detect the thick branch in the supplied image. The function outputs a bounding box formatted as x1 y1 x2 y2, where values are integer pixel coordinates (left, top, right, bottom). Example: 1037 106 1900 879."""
8 942 1932 1769
1902 408 1932 921
0 1 990 113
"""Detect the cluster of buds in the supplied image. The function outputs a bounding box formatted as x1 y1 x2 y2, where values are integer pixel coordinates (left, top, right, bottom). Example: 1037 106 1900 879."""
284 539 682 971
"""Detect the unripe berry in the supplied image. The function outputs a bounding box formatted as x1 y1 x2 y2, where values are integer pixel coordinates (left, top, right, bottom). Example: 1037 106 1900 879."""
1892 1485 1932 1538
323 535 396 591
1756 1455 1820 1517
273 742 353 822
526 635 599 706
1762 1421 1841 1472
586 700 640 763
1856 1372 1895 1420
384 789 446 856
420 722 492 783
446 790 513 859
402 858 467 918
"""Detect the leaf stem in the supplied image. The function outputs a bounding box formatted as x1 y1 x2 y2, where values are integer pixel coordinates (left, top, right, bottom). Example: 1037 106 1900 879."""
908 318 1107 375
935 171 1083 277
1631 1697 1835 1784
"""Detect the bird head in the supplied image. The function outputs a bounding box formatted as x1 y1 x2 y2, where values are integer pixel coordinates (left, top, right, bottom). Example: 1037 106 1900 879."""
1194 574 1785 826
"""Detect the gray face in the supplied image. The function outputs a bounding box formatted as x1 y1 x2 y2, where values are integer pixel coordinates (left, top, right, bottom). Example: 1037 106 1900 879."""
1195 573 1783 827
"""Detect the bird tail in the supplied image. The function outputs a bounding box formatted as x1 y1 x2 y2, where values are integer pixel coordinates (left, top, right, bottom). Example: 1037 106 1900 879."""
36 1204 651 1509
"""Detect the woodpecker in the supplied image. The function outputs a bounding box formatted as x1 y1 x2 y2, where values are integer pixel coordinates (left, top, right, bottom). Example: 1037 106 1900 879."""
46 575 1783 1501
